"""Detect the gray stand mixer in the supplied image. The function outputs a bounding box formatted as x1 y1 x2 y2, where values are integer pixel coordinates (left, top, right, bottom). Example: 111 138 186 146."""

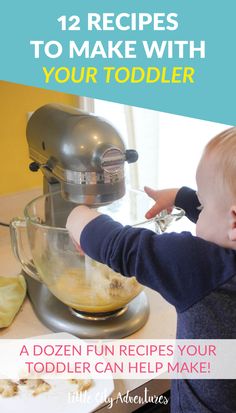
22 104 149 338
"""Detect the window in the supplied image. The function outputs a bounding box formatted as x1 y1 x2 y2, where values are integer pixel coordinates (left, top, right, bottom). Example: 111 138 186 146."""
81 97 230 191
79 97 231 232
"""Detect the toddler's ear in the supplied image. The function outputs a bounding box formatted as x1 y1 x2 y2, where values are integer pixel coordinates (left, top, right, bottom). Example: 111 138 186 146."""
228 206 236 241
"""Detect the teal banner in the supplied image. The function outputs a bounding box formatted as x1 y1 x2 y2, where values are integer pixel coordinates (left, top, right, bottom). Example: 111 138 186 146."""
0 0 235 124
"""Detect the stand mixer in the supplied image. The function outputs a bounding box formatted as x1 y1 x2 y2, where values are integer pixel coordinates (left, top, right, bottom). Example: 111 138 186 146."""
11 103 150 338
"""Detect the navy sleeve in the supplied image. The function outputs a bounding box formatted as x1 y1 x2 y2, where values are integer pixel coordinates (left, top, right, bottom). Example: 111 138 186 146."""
175 186 201 223
80 215 236 313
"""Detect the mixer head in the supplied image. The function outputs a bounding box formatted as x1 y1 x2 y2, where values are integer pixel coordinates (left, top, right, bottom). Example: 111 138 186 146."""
26 104 138 206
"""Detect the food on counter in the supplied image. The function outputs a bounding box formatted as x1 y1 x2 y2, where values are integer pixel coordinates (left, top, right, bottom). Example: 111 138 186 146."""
0 379 51 398
0 378 93 398
19 379 51 396
69 378 93 392
0 379 18 397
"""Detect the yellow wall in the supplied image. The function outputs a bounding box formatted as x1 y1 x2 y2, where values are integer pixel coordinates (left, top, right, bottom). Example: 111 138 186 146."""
0 81 78 195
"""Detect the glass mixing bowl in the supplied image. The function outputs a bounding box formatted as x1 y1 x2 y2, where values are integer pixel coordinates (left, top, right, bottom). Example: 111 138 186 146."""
10 190 184 314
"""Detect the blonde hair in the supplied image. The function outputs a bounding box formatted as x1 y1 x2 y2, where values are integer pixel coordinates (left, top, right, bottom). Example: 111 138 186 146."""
204 127 236 197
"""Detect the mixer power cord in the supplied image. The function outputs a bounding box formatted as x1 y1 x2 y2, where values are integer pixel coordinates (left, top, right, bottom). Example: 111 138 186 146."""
0 221 10 227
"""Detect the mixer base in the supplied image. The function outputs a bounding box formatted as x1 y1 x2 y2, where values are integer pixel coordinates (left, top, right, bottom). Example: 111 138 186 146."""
24 273 150 338
69 306 128 320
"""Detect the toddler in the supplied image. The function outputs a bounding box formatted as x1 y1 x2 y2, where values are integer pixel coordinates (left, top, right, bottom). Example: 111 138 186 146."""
66 127 236 413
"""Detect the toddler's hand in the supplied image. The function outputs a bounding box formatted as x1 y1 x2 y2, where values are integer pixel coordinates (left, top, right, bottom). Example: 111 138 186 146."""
66 205 101 248
144 187 179 219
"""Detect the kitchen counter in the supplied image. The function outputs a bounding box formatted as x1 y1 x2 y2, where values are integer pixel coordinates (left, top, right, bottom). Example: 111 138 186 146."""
0 188 177 412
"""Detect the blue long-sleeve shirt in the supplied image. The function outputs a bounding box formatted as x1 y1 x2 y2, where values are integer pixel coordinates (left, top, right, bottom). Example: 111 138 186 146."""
80 187 236 413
